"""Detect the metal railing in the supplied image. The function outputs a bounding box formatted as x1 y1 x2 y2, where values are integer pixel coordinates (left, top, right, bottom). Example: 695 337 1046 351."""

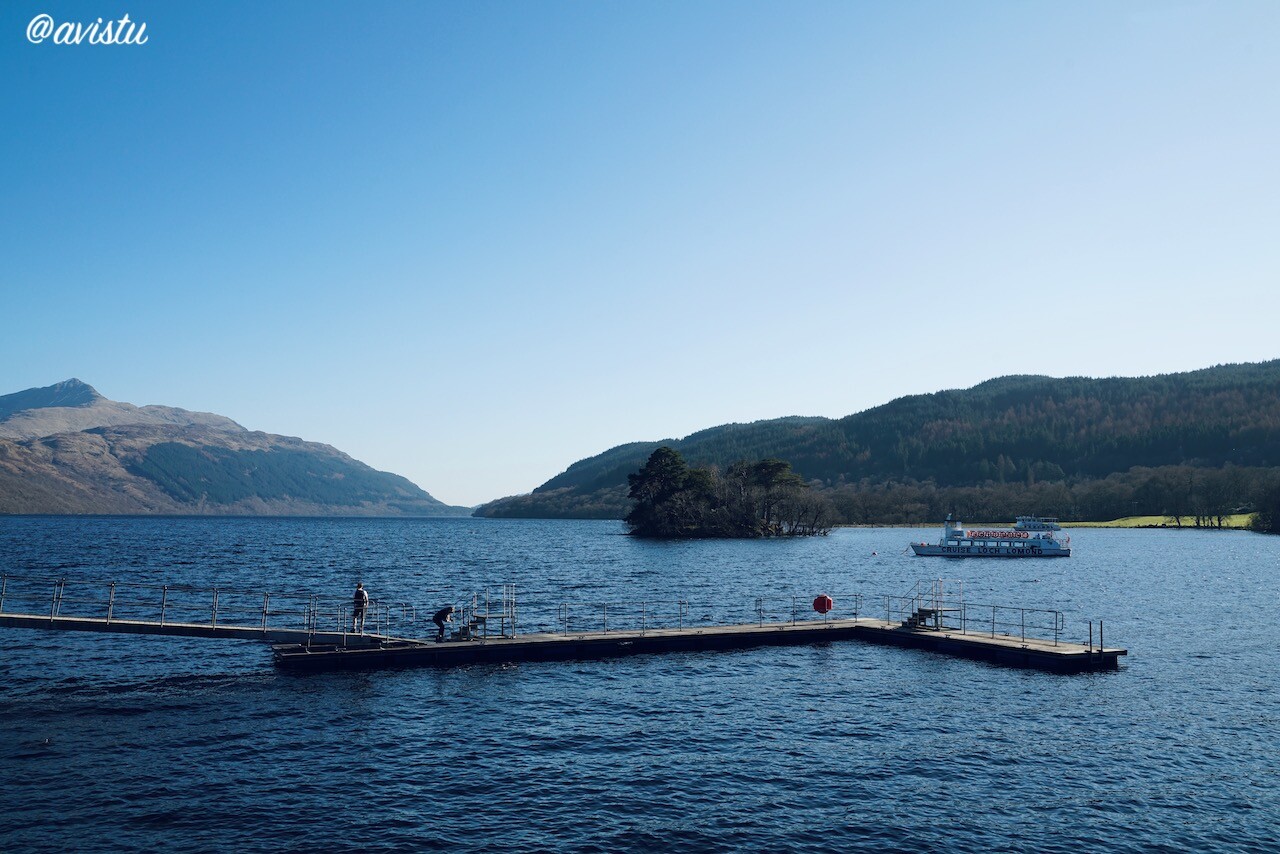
552 593 867 636
753 593 863 626
0 572 1087 651
458 585 519 640
556 599 693 636
0 573 421 638
880 585 1065 646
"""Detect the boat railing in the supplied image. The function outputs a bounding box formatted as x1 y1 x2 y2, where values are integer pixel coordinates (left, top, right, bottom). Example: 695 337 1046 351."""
0 572 423 639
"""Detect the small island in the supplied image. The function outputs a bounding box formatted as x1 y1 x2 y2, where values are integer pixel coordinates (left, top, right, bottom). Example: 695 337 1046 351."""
625 447 836 539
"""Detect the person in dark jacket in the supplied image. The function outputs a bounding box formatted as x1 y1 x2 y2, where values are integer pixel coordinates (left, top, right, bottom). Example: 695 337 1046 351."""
352 583 369 633
432 605 455 642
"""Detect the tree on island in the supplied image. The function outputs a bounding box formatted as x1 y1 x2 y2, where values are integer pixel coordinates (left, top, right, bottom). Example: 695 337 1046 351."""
625 446 836 538
1249 481 1280 534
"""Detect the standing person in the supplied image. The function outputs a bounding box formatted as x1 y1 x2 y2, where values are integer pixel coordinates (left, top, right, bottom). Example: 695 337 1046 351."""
432 605 455 642
352 582 369 633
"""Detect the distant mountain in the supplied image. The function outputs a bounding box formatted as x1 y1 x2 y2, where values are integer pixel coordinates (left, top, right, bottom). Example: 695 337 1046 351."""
0 380 469 516
475 360 1280 519
0 378 245 439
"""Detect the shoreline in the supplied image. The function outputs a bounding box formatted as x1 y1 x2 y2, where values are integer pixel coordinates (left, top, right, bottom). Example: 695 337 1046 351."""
839 513 1256 531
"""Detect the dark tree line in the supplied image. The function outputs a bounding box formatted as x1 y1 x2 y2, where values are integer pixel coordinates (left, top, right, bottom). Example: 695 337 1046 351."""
624 447 836 539
826 464 1280 527
478 461 1280 529
1250 481 1280 534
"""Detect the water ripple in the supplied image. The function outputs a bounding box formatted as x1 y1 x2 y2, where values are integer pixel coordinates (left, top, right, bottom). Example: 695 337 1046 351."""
1 519 1279 852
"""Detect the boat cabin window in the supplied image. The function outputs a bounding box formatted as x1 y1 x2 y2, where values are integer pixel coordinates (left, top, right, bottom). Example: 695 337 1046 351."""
960 540 972 546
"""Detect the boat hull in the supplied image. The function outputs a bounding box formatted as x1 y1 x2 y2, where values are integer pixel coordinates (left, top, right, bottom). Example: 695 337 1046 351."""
911 544 1071 558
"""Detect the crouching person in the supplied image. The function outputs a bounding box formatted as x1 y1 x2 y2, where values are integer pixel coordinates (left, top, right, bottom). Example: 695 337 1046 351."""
432 605 455 642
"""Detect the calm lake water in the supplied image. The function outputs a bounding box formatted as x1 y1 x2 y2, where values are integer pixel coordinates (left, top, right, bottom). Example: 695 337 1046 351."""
1 517 1277 853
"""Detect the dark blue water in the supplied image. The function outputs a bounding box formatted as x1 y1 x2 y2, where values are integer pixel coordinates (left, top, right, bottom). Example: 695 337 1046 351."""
1 517 1277 852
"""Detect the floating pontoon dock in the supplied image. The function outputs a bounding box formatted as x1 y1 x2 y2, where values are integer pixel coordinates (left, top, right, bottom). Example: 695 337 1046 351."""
0 575 1125 673
270 618 1123 673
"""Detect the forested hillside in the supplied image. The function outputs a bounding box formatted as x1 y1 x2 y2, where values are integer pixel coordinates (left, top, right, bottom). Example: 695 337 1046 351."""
476 361 1280 524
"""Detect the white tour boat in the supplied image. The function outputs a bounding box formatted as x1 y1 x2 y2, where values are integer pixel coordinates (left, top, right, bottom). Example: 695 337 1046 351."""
911 514 1071 558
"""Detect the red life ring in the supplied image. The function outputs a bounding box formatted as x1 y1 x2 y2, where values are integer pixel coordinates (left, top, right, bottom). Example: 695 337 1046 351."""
813 594 833 614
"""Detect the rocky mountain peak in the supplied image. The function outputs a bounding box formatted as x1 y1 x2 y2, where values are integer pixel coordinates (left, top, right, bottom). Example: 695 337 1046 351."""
0 380 247 441
0 378 104 420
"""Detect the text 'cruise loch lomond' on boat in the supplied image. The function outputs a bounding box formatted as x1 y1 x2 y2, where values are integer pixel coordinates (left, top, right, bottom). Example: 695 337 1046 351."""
911 514 1071 558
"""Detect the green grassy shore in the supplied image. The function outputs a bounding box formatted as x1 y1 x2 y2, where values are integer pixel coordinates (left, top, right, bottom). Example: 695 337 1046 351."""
1065 514 1254 529
845 514 1255 529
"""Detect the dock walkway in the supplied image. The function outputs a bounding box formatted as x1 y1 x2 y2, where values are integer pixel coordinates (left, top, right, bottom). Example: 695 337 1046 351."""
0 611 384 648
271 616 1125 673
0 574 1126 673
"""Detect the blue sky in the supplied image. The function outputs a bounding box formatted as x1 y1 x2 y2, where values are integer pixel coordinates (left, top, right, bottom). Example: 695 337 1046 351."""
3 1 1278 506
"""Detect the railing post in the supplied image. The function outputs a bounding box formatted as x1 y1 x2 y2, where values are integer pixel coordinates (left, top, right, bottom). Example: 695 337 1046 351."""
991 605 996 638
50 581 58 622
1021 608 1025 642
107 582 116 624
756 597 764 627
261 593 270 631
792 596 797 625
0 575 6 613
160 585 168 626
211 588 219 627
679 600 687 630
603 603 608 634
641 601 647 635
